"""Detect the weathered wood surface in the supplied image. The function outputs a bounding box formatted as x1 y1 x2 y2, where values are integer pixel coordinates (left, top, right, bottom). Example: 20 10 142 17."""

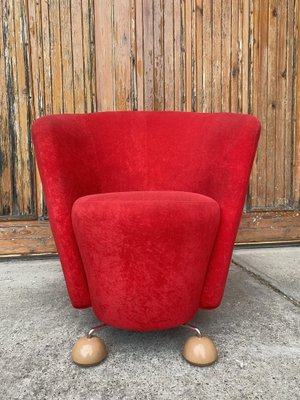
0 220 56 255
0 1 300 254
237 210 300 244
0 0 96 222
1 1 35 218
95 0 300 213
1 209 300 256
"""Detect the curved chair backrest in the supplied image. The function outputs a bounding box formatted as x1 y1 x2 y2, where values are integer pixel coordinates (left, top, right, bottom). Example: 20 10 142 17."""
32 112 260 309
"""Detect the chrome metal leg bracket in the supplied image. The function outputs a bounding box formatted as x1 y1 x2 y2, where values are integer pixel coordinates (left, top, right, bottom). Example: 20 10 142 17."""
181 323 202 337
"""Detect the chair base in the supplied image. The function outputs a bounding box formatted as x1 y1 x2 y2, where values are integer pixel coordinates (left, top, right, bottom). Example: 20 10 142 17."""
71 323 218 367
72 324 108 367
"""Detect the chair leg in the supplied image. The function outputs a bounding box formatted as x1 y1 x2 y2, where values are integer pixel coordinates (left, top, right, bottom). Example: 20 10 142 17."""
181 323 218 366
72 324 108 367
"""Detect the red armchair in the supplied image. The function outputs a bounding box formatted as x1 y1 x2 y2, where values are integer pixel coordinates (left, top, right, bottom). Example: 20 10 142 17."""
32 111 260 367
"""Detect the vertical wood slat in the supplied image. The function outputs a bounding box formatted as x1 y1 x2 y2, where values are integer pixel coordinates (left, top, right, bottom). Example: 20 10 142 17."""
94 0 114 111
153 0 164 110
48 0 63 114
0 2 12 216
71 0 85 113
82 0 96 113
1 0 35 218
27 0 44 217
40 0 53 116
255 0 269 207
60 0 74 113
248 0 260 207
113 1 132 110
284 0 295 207
143 0 154 110
275 0 287 206
174 0 183 111
135 0 144 110
15 0 35 215
185 0 192 112
221 0 231 112
241 0 250 114
212 0 222 112
266 0 277 206
202 0 212 112
293 0 300 207
195 0 203 112
230 0 239 113
164 0 174 110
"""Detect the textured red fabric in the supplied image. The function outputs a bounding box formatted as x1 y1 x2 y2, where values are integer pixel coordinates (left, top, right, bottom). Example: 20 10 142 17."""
72 191 220 330
32 111 260 311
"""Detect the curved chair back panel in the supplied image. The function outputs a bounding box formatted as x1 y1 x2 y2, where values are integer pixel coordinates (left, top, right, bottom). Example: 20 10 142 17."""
32 112 260 309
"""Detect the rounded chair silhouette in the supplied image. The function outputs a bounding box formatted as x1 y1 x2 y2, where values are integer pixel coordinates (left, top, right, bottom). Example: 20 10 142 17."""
32 111 260 366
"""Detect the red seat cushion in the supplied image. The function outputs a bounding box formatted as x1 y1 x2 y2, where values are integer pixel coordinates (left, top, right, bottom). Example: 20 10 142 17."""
72 191 220 330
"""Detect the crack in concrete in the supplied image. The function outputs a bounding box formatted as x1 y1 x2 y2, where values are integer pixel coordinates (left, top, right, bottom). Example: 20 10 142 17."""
232 259 300 308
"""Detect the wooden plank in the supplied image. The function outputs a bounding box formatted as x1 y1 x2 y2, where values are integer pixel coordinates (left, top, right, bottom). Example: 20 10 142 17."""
265 0 277 207
3 0 21 217
11 0 35 216
48 0 63 113
135 0 145 110
275 1 288 207
71 0 85 113
241 0 250 114
293 0 300 206
27 0 45 118
40 0 53 115
94 0 114 110
130 0 138 110
202 0 212 112
195 0 203 111
230 0 239 112
256 0 269 207
113 0 132 110
248 0 259 209
81 0 96 113
0 2 13 217
164 0 174 110
153 0 164 110
0 220 56 255
237 210 300 243
174 0 183 110
212 0 222 112
1 210 300 257
185 0 192 111
27 0 45 218
143 0 154 110
191 0 196 111
221 0 231 112
60 0 74 113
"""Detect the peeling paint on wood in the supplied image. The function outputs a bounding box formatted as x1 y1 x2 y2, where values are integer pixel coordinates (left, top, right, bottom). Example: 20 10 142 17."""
93 0 300 244
0 0 96 224
1 1 300 253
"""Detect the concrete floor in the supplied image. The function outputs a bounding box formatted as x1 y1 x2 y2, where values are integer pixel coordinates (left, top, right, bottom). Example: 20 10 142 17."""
0 247 299 400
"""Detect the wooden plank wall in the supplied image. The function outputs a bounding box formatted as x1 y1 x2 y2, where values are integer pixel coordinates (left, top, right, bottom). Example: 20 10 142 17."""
0 0 300 255
95 0 300 244
0 0 95 254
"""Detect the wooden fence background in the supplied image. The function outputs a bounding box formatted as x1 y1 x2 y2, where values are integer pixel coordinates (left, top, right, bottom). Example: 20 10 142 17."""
0 0 300 255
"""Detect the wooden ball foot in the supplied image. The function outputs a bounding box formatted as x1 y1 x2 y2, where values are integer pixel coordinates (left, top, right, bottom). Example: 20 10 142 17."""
182 336 218 366
72 336 108 367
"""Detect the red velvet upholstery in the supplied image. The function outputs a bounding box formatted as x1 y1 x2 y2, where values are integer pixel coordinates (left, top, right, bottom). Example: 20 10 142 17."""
72 191 220 330
32 111 260 315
